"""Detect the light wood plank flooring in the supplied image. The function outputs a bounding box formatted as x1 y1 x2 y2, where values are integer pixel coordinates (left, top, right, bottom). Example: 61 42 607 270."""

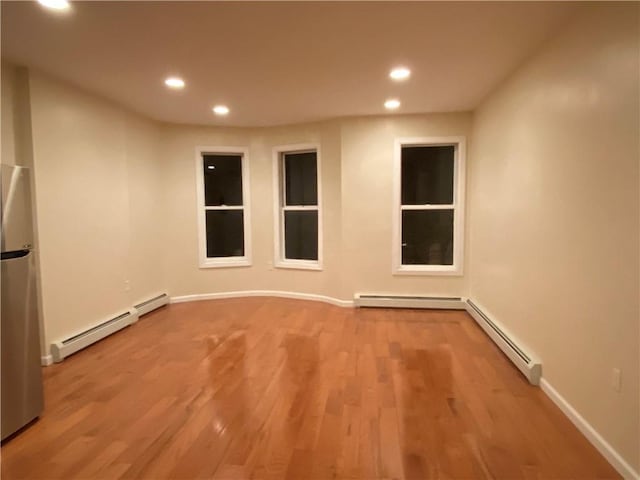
1 297 619 479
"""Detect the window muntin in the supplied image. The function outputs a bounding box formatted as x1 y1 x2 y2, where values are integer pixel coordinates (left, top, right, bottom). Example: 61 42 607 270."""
393 138 465 275
274 146 321 270
197 148 251 268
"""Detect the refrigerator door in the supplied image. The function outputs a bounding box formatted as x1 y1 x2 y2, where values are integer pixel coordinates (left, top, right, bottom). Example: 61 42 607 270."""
1 249 44 440
1 165 33 253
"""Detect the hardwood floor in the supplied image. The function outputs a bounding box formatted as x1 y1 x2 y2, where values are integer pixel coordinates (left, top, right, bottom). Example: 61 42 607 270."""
1 298 619 479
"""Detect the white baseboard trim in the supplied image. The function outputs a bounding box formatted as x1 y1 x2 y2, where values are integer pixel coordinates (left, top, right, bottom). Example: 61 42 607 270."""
464 299 541 385
354 293 466 310
50 308 139 363
170 290 354 308
540 378 639 480
133 292 169 317
41 354 53 367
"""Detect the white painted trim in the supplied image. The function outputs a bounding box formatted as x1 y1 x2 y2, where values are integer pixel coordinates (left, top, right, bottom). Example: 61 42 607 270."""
133 293 170 317
200 257 251 268
394 264 461 276
195 146 252 269
464 298 541 385
272 143 323 271
50 308 139 363
274 259 322 271
354 294 465 310
540 378 639 480
41 355 53 367
170 290 352 308
401 204 454 210
204 205 244 211
463 298 635 477
271 146 281 268
391 136 466 276
282 206 318 211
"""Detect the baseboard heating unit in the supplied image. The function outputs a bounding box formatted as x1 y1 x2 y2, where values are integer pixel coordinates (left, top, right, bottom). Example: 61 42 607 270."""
50 308 139 363
354 294 466 310
134 293 169 317
465 299 542 385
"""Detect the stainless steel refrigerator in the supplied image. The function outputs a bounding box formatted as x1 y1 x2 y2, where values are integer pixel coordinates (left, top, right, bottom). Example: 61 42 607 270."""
1 164 44 441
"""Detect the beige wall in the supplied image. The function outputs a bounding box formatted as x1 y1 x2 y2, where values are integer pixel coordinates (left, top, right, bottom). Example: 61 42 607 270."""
124 113 166 306
161 113 471 302
161 121 346 299
26 70 166 347
340 114 471 299
468 4 639 471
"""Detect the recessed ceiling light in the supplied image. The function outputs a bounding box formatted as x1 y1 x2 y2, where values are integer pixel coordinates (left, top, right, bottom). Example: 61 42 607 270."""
207 165 215 170
390 67 411 81
164 77 185 89
212 105 230 116
384 99 401 110
37 0 71 10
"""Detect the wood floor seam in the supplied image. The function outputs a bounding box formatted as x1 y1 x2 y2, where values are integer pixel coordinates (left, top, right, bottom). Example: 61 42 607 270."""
1 297 621 480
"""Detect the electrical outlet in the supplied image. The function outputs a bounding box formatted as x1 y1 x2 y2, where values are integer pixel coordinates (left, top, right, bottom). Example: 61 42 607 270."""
611 368 621 392
124 280 131 292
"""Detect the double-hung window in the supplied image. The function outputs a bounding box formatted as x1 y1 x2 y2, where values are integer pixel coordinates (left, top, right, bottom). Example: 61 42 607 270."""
196 147 251 268
392 137 465 275
273 145 322 270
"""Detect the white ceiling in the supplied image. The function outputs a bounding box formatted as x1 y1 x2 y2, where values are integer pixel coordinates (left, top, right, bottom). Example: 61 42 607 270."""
1 1 580 127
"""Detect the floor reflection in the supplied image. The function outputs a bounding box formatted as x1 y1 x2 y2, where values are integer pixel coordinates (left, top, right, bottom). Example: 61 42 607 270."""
281 333 320 441
202 329 249 473
282 333 319 384
0 300 618 479
399 344 454 478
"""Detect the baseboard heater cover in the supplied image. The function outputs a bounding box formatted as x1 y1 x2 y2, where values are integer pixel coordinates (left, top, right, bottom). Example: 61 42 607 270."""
465 299 542 385
134 293 169 317
354 294 466 310
50 308 139 363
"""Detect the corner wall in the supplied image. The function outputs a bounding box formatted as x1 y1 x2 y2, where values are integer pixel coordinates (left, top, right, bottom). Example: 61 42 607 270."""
160 121 346 300
340 114 471 298
160 113 471 303
25 70 166 348
3 62 472 350
467 4 639 473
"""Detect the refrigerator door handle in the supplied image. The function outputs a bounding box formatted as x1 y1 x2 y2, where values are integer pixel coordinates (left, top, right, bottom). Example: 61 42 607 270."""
1 249 31 261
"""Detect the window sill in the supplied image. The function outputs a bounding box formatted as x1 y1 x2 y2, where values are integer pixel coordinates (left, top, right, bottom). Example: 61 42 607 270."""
275 260 322 271
393 265 463 276
200 257 251 269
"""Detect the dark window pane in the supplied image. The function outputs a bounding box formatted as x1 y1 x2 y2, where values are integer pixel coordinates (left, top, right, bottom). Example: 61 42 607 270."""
203 154 243 206
402 210 453 265
401 146 454 205
284 210 318 260
206 210 244 257
285 152 317 206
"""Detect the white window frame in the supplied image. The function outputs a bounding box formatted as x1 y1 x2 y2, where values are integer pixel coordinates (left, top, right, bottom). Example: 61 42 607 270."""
392 136 466 276
272 143 323 271
195 146 252 268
